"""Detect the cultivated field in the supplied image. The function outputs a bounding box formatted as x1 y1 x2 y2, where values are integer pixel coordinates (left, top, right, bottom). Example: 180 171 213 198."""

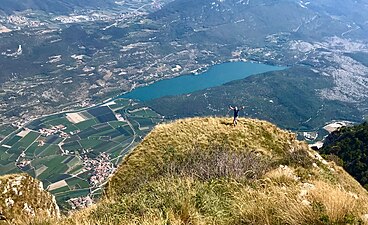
0 98 162 209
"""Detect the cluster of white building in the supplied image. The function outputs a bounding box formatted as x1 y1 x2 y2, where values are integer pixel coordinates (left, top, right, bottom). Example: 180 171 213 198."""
68 196 93 210
83 153 115 187
39 125 69 138
7 15 43 27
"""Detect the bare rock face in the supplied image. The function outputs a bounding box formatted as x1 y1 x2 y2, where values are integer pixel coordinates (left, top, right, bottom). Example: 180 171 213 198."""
0 173 59 222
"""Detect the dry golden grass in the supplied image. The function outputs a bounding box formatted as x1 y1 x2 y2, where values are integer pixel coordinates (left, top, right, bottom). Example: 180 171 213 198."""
234 179 368 225
308 180 367 223
107 117 297 196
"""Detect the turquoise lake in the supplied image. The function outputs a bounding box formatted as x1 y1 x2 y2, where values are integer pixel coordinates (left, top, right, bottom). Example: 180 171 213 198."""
121 61 286 101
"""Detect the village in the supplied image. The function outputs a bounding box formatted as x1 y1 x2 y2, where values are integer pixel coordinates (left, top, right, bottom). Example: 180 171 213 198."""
67 153 116 210
83 153 115 187
39 125 70 139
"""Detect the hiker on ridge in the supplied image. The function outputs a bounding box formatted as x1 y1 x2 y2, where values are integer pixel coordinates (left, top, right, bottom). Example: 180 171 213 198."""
229 105 245 126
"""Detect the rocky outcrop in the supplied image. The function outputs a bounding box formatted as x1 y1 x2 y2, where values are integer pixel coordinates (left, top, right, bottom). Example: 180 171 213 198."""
0 173 59 222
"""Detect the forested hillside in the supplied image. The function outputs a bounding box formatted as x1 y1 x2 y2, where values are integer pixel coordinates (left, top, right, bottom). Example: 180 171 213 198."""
321 122 368 188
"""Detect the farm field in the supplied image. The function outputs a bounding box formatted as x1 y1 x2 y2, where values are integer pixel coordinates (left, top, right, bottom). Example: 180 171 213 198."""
0 99 162 209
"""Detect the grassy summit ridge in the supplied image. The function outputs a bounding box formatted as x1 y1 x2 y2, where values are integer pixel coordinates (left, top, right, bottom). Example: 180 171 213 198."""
107 117 296 195
10 117 368 224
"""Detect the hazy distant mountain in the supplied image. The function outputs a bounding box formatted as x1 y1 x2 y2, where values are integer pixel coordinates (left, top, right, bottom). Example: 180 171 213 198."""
149 0 368 43
0 0 119 14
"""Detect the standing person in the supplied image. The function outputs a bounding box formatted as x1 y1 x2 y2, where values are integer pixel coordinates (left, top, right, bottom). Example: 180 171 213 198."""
229 105 245 126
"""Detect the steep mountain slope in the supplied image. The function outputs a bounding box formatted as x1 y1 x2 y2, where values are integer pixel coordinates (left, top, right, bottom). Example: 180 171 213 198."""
27 117 368 224
0 173 59 224
147 67 362 130
321 122 368 189
149 0 368 44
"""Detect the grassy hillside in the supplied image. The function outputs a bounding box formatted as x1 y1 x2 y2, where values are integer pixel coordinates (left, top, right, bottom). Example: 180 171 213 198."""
12 118 368 224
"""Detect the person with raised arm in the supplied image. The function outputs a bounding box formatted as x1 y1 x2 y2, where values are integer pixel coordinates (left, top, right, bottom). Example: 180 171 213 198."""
229 105 245 126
